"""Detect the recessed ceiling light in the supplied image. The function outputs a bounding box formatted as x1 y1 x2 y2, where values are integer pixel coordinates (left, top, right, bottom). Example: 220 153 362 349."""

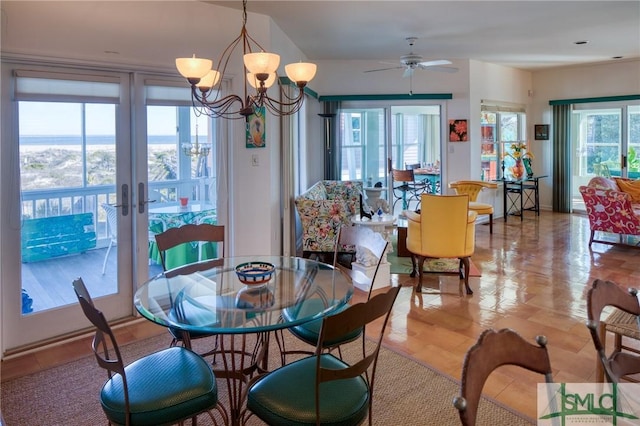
574 40 589 45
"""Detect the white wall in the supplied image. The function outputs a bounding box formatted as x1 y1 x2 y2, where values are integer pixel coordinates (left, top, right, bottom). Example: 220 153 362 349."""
468 61 533 214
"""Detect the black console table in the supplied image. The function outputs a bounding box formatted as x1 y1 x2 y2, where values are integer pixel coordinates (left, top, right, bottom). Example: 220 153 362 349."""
500 175 547 221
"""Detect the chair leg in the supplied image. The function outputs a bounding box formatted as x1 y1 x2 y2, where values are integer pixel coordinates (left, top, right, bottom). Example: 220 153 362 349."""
101 239 114 275
409 254 417 278
596 322 606 382
489 213 493 234
414 255 425 292
460 257 473 295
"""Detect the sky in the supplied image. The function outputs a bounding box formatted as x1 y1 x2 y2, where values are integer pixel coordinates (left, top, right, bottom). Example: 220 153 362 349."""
19 102 183 136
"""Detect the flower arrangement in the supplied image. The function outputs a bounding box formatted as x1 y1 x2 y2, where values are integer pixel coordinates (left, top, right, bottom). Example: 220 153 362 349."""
503 142 534 161
503 142 533 179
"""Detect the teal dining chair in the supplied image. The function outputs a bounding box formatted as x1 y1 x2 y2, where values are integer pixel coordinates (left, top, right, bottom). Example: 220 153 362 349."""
72 278 228 426
243 285 400 426
276 225 389 363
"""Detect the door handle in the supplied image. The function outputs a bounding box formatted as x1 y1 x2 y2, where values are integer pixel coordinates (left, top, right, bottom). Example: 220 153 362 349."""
138 183 157 214
112 184 129 216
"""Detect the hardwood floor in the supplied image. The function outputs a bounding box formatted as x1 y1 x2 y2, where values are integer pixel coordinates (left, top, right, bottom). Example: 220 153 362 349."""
3 211 640 420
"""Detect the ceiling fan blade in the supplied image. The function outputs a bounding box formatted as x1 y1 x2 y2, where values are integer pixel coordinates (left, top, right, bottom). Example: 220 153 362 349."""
364 66 404 73
418 65 459 73
417 59 452 67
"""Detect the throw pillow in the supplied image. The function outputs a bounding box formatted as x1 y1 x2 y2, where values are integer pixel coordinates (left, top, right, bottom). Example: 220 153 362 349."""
614 178 640 203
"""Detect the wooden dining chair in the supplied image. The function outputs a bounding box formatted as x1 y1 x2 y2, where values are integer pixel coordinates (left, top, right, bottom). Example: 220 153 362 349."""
154 223 225 357
72 278 228 426
388 158 427 211
453 328 553 426
154 223 225 271
243 286 400 426
586 279 640 383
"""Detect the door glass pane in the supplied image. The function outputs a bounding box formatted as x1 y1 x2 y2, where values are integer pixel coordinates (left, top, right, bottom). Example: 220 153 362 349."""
146 106 217 274
571 107 622 211
481 113 497 181
481 111 526 181
627 105 640 178
19 101 117 314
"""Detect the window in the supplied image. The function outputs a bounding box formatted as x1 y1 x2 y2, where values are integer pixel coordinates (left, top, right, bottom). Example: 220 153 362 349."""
19 102 116 194
338 109 384 182
16 69 120 220
338 105 441 185
480 102 527 181
145 80 217 205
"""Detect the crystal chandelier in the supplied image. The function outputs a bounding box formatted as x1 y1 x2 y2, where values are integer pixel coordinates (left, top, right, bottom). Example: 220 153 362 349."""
175 0 317 119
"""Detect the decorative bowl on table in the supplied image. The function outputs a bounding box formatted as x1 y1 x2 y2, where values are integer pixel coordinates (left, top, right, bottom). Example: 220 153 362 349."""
235 262 276 286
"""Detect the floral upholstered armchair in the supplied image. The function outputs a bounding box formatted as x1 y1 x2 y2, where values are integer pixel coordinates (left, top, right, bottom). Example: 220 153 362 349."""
579 176 640 246
295 180 363 258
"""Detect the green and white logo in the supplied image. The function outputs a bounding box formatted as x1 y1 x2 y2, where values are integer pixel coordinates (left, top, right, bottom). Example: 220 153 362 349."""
538 383 640 425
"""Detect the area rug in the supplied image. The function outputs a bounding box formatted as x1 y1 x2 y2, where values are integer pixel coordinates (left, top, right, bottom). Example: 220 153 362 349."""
388 235 481 276
1 332 532 425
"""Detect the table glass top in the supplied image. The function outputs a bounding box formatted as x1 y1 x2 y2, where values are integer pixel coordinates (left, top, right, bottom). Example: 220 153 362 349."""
134 256 353 334
149 203 214 214
351 214 396 225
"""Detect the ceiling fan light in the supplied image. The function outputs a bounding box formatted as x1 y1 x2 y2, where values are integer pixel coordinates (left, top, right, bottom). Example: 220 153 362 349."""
197 70 221 90
175 55 213 79
247 72 276 89
285 62 317 85
244 52 280 74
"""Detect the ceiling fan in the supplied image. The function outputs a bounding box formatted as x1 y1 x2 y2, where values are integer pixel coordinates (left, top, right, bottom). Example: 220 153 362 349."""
364 37 458 80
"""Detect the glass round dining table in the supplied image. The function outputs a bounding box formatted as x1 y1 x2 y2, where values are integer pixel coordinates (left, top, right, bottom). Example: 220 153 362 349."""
134 255 354 425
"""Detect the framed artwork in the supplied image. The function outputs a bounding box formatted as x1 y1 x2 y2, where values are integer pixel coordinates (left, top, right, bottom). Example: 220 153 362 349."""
449 119 468 142
246 106 266 148
534 124 549 140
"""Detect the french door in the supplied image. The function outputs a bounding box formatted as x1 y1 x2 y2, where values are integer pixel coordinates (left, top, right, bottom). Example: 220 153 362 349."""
571 103 640 211
0 65 137 352
338 102 443 215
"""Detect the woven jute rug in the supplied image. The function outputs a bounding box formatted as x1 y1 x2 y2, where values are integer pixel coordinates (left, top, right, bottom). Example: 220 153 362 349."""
1 330 533 425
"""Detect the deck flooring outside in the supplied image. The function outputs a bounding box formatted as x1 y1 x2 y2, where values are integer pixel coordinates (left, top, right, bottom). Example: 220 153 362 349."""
21 247 163 313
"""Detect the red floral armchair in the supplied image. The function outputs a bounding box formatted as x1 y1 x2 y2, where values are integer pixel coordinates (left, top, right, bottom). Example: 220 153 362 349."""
579 177 640 246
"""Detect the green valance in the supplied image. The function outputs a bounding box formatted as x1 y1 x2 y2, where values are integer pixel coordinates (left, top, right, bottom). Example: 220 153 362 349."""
549 94 640 105
319 93 452 102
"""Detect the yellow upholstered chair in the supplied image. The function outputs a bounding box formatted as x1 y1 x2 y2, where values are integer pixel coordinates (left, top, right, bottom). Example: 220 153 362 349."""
448 181 498 233
404 194 476 295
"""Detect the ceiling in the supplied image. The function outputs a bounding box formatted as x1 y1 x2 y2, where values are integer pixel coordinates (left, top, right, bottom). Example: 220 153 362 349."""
207 0 640 71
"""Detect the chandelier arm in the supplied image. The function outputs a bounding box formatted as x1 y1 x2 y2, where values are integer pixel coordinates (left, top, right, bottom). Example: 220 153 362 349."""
192 87 247 119
261 90 305 116
278 84 307 102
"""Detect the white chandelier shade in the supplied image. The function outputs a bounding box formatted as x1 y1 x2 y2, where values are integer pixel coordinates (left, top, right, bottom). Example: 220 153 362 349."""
175 56 213 82
285 62 317 85
247 72 276 89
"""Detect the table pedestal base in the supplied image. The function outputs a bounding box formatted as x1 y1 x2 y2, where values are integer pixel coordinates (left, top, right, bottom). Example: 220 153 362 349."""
351 262 390 292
